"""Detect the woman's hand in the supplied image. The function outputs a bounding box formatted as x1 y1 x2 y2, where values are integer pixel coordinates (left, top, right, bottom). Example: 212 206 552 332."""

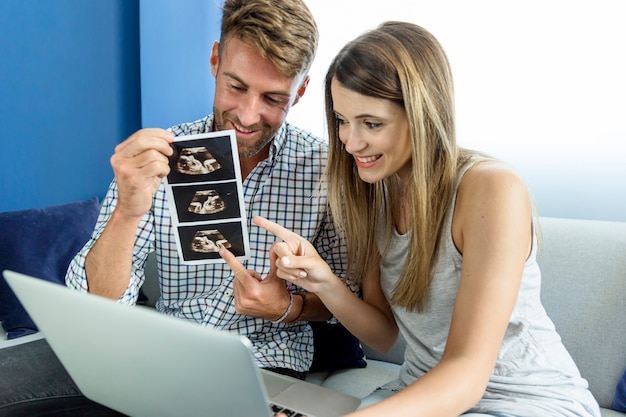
253 216 338 295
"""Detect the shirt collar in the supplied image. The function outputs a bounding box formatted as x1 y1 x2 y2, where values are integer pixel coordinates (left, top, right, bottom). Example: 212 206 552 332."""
268 123 288 164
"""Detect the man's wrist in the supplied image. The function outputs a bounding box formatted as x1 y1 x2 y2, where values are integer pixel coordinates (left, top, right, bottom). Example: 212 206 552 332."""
272 292 295 324
286 292 306 325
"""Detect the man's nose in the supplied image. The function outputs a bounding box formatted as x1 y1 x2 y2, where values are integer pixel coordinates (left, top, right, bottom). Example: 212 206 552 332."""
237 94 262 127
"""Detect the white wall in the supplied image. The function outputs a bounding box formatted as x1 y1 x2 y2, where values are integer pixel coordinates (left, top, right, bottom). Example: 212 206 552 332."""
288 1 626 222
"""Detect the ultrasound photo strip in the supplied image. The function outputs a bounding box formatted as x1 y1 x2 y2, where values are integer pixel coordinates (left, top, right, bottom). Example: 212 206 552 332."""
164 130 250 265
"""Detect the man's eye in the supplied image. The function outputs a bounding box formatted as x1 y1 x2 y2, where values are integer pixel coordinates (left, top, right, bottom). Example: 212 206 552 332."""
265 96 288 106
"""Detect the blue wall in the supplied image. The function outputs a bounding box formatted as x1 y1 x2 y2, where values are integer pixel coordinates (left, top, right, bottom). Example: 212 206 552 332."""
0 0 222 213
0 0 141 212
139 0 220 129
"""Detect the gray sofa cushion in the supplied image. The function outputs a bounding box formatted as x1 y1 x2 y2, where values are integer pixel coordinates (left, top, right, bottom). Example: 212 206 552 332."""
538 217 626 410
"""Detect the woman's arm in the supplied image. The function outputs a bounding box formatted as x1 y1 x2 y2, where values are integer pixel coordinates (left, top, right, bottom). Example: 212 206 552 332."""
313 253 398 353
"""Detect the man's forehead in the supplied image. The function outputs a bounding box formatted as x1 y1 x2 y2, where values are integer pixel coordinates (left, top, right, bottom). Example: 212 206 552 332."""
220 36 304 83
219 47 305 95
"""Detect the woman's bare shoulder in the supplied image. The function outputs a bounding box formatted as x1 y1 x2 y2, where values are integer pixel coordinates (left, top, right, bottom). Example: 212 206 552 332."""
460 160 527 196
453 159 533 253
455 159 531 223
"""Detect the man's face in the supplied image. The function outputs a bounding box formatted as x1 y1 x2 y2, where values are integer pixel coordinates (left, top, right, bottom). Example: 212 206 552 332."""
211 37 309 158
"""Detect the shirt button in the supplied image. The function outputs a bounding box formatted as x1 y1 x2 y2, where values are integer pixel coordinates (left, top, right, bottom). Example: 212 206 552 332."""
224 289 233 297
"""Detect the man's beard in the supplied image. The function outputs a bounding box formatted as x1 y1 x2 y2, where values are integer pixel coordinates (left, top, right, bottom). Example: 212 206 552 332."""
213 110 277 158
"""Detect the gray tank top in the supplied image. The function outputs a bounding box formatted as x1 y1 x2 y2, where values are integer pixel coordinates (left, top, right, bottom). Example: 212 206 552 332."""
376 162 600 416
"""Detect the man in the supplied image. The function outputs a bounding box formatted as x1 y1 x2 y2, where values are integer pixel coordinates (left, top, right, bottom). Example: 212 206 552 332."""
1 0 354 415
67 0 355 376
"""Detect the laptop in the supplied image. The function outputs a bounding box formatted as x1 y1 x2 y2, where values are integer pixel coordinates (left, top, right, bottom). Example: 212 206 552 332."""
3 270 361 417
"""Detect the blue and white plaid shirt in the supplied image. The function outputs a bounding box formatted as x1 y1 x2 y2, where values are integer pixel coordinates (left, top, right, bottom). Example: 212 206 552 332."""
66 115 355 372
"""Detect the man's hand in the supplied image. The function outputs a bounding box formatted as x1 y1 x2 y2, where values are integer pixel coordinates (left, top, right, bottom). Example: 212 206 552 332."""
219 246 291 321
110 128 174 219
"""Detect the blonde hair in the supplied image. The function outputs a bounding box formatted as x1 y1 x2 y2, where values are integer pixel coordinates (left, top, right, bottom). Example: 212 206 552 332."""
220 0 318 78
325 21 474 312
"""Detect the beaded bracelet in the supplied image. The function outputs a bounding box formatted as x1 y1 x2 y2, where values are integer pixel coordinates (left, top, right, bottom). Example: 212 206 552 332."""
287 292 306 325
272 292 294 324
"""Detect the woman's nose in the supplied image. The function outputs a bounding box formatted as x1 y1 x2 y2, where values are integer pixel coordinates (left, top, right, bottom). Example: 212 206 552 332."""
342 129 365 154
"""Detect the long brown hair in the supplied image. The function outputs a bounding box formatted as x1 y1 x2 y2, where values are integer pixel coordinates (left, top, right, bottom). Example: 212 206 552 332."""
324 21 471 311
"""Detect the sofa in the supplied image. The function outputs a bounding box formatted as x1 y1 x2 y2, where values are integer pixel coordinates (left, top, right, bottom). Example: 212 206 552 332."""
1 211 625 416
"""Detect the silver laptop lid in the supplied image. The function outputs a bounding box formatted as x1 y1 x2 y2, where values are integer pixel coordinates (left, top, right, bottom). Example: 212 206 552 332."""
3 269 273 417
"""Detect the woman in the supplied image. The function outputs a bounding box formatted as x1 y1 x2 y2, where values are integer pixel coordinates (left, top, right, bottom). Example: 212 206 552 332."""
230 21 600 416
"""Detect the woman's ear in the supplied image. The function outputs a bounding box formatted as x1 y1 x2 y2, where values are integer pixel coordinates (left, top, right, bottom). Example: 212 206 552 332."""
210 41 220 77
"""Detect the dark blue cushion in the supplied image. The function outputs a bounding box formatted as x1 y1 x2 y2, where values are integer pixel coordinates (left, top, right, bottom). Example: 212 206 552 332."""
613 368 626 412
0 198 99 339
309 321 367 372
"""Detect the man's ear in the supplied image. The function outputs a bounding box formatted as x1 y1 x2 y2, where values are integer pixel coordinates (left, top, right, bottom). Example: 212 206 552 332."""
292 76 310 106
210 41 220 77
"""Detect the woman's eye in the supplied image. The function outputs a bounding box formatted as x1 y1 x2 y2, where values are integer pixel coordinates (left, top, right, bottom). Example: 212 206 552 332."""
365 121 382 129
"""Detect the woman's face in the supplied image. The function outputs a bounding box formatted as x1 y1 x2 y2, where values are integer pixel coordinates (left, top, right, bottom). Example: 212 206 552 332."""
331 79 412 184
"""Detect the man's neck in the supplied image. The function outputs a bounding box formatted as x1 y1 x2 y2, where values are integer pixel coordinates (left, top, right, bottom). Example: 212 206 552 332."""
239 143 271 179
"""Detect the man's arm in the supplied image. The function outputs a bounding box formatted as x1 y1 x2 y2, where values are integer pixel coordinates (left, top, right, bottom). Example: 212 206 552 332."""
288 292 331 323
84 128 174 299
84 211 145 299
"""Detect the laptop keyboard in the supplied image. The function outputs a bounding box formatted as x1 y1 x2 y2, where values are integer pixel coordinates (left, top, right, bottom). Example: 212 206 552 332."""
270 403 308 417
